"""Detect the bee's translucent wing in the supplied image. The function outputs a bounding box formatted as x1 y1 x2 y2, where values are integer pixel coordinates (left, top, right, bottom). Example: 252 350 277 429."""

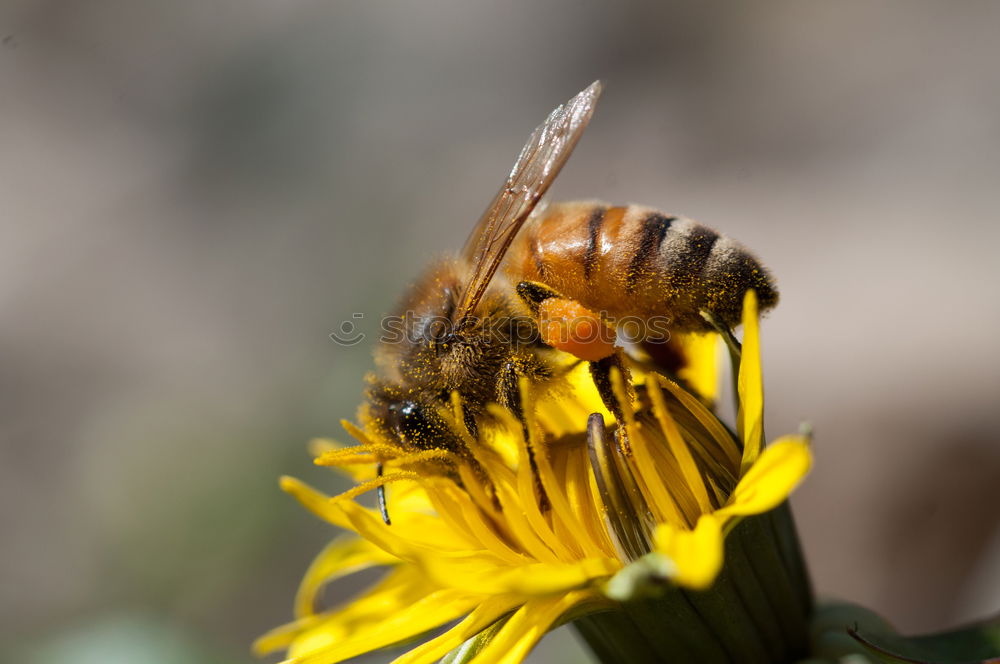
452 81 602 330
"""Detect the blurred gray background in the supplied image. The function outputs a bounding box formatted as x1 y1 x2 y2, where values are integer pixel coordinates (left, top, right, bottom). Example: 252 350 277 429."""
2 1 999 662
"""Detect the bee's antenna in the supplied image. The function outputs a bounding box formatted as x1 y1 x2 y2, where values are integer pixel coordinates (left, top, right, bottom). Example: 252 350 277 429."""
376 462 391 525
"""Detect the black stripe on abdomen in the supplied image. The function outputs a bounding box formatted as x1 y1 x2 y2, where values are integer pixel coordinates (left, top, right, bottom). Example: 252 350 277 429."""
626 212 676 292
683 225 719 277
583 206 607 280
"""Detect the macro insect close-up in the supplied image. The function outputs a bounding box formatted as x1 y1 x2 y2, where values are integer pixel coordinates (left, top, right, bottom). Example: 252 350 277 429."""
5 4 999 664
248 77 1000 664
364 82 779 523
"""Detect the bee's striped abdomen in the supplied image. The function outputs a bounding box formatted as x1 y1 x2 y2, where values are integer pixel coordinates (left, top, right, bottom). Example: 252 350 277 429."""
506 201 777 332
625 212 677 293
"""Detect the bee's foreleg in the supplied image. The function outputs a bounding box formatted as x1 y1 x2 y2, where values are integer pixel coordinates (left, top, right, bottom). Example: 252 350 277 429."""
496 355 532 428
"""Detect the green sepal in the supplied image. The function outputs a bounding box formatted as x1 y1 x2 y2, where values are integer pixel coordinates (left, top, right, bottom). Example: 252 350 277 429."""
849 620 1000 663
827 603 1000 664
576 509 814 663
810 602 895 660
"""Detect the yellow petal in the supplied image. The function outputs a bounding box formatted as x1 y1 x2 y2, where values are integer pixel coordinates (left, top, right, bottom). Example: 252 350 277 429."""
544 363 613 434
384 478 437 515
289 586 481 664
561 445 618 558
253 614 324 656
333 496 475 561
505 394 578 562
470 591 606 664
308 436 376 482
657 377 741 471
653 515 724 590
281 476 466 561
426 479 529 566
256 566 430 656
532 442 606 560
472 430 565 565
717 436 812 520
413 553 620 596
281 476 353 530
391 595 526 664
676 332 720 402
737 290 764 473
293 535 397 618
647 375 713 515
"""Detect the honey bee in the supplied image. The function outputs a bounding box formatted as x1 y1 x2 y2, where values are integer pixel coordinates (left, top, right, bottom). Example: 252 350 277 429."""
363 82 777 520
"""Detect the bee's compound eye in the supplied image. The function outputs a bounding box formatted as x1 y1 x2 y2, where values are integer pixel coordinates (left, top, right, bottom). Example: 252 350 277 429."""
388 400 444 450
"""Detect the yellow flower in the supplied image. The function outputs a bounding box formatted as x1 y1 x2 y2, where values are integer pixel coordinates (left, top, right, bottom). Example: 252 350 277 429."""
256 291 812 664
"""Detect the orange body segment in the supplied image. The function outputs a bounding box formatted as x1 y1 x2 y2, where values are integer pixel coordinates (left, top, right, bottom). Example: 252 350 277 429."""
537 298 616 362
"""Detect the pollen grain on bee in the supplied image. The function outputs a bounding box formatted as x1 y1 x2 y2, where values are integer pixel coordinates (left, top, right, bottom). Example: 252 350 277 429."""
328 311 673 348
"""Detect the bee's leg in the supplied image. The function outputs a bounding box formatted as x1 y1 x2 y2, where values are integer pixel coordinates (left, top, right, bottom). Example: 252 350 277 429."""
376 462 391 525
463 406 479 440
515 281 564 315
496 352 556 426
589 351 633 454
497 357 531 432
497 355 551 509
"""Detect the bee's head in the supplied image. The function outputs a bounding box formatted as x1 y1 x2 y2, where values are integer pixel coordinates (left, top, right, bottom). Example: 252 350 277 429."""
364 382 464 453
385 400 449 450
